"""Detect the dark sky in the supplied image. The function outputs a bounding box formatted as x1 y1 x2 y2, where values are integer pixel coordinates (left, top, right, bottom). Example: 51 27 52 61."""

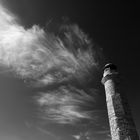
0 0 140 140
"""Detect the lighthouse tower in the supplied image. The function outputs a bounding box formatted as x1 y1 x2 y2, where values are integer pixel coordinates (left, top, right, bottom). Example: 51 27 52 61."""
101 63 139 140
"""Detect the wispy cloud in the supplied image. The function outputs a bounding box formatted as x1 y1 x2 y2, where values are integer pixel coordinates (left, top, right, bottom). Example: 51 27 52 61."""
0 3 97 84
0 2 100 126
36 86 98 124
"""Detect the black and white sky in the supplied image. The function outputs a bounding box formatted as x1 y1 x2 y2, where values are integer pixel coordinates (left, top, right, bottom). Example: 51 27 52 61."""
0 0 140 140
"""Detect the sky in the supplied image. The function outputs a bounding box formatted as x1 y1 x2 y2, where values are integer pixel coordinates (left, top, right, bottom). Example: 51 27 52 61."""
0 0 140 140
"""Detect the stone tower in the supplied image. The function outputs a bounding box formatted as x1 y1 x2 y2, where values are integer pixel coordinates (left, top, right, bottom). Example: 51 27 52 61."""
101 63 139 140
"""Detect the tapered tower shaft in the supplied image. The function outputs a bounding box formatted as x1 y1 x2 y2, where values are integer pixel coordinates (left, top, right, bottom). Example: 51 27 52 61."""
101 63 139 140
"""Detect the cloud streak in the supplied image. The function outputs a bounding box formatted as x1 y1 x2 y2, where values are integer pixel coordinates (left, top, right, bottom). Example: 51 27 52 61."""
36 86 98 124
0 2 100 125
0 4 97 84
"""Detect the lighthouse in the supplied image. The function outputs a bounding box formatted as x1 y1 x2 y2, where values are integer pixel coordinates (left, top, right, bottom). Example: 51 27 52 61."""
101 63 139 140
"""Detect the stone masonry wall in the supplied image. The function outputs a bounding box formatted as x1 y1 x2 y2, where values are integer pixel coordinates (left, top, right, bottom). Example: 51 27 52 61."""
103 74 139 140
